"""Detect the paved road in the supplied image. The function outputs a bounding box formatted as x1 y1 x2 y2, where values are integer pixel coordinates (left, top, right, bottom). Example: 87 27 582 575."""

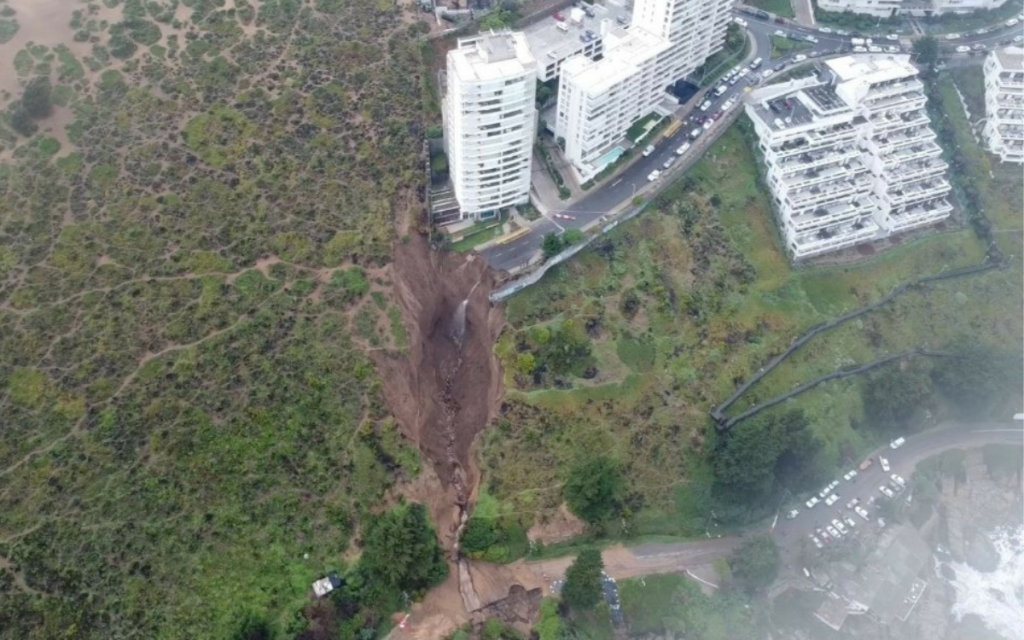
774 421 1024 546
478 8 1024 274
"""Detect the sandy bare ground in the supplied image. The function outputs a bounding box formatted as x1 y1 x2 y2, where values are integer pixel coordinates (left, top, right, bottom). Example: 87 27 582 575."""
386 536 743 640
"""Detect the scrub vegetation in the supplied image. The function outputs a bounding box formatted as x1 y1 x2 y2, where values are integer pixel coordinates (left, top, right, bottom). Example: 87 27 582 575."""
0 0 442 638
483 117 1022 542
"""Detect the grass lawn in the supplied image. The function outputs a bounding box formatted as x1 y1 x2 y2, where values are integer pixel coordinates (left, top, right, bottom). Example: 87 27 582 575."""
747 0 795 18
483 108 1021 543
618 573 759 638
770 35 812 59
448 216 507 252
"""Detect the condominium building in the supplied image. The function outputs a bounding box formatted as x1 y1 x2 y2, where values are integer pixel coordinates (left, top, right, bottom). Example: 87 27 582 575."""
443 32 538 219
554 0 733 182
816 0 1007 18
983 46 1024 163
745 55 952 259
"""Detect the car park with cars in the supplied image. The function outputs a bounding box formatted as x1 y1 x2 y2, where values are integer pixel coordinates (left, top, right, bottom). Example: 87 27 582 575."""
846 497 860 509
810 535 823 548
805 496 820 508
825 493 840 506
832 519 848 535
880 485 895 498
827 525 841 538
843 469 858 481
844 516 857 529
855 506 870 520
891 473 906 487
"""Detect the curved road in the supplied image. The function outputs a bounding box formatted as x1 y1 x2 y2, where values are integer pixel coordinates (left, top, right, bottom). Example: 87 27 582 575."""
479 8 1024 273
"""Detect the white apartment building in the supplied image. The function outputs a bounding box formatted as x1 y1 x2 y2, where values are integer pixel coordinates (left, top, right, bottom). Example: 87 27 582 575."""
443 32 538 219
817 0 1007 18
554 0 734 181
745 55 952 259
983 46 1024 163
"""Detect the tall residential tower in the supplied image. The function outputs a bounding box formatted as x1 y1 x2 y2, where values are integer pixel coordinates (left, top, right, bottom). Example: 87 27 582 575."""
983 46 1024 163
444 31 538 219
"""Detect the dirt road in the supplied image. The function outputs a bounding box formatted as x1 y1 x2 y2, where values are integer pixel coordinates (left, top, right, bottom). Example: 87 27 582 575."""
387 537 742 640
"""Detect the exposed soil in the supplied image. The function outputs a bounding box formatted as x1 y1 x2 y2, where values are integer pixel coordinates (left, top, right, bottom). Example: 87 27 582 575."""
374 234 505 547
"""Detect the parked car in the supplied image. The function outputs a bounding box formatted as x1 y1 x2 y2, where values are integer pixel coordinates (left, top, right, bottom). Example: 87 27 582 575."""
787 509 799 520
832 519 848 535
553 12 565 20
699 100 713 111
805 35 818 43
829 480 840 491
819 27 833 33
843 469 858 481
689 127 702 139
890 473 906 487
855 505 870 520
773 29 786 38
827 525 841 538
762 69 775 78
844 516 857 528
878 517 887 528
642 144 656 157
945 33 962 40
1006 18 1019 27
662 157 676 170
956 45 972 53
817 527 830 541
825 493 840 506
973 43 987 51
1016 35 1024 43
846 497 860 509
975 27 990 35
885 33 899 40
859 458 874 471
890 437 906 449
880 485 895 499
868 45 882 53
810 535 824 549
885 45 900 53
853 46 867 53
879 456 890 472
805 496 820 509
794 54 807 62
675 142 691 155
647 170 661 182
836 29 850 36
818 485 831 499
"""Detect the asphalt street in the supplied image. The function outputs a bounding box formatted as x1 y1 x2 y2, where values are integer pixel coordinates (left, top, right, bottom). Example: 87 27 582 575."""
773 421 1024 545
479 9 1024 273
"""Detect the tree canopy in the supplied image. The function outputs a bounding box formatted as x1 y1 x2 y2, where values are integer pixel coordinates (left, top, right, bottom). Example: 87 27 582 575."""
728 535 780 594
561 549 604 612
931 343 1024 415
357 503 448 600
713 410 823 505
563 456 623 524
912 36 940 70
862 363 932 431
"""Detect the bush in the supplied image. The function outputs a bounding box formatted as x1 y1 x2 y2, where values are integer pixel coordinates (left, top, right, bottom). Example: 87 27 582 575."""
431 152 449 176
564 456 623 525
728 535 779 594
21 78 52 118
561 549 604 612
426 124 443 139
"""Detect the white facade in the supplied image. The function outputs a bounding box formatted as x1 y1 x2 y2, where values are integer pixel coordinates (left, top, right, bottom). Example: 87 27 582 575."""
983 47 1024 163
817 0 1007 18
745 55 952 260
444 32 538 219
554 0 734 181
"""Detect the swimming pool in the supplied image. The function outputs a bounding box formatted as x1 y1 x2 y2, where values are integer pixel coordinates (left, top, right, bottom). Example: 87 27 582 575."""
595 145 625 170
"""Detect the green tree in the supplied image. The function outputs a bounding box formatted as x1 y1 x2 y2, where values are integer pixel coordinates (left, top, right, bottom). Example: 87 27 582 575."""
460 517 499 554
562 228 585 245
561 549 604 612
542 233 564 259
912 36 940 69
563 456 623 524
7 106 36 137
21 78 52 119
431 152 449 177
862 364 932 431
425 124 443 139
358 503 448 598
931 343 1024 414
728 535 779 594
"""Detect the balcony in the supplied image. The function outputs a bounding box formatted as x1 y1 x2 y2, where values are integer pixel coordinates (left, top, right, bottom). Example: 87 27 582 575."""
870 126 937 154
780 158 868 190
866 78 924 103
886 177 950 208
998 124 1024 141
785 178 871 211
887 157 948 184
771 132 858 159
788 197 874 231
866 93 927 114
790 218 880 258
888 197 953 231
775 146 860 174
884 141 943 167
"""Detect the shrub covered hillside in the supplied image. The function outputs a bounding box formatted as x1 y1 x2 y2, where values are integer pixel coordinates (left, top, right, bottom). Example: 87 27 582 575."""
0 0 440 638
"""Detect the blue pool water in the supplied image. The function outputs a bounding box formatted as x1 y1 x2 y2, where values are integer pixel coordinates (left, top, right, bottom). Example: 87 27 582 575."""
595 146 625 169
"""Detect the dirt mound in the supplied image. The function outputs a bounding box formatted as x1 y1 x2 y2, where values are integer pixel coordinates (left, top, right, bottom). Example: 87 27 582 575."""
375 234 505 546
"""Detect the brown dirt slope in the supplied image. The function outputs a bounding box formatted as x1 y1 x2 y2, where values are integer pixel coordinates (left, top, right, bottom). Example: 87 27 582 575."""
375 234 505 546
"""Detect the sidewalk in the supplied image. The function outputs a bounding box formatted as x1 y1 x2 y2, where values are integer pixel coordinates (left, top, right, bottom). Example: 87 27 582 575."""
791 0 816 28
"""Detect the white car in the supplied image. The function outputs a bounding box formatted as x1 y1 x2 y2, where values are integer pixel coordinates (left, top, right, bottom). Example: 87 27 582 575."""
879 457 890 472
793 54 807 62
774 29 786 37
818 485 831 499
786 509 799 520
855 505 870 521
703 119 714 130
805 496 820 509
885 45 900 53
956 45 971 53
805 35 819 43
890 437 906 449
853 46 867 53
945 33 961 40
832 519 848 535
1016 35 1024 43
843 469 858 481
878 517 887 528
819 27 833 34
844 516 857 529
675 142 691 155
646 170 661 182
890 473 906 487
1006 18 1019 27
868 45 882 53
699 100 713 112
810 535 824 549
880 485 895 499
642 144 656 157
885 33 899 40
762 69 775 79
662 157 675 170
846 497 860 509
825 494 840 506
836 29 850 36
827 525 841 538
738 68 750 77
829 480 840 491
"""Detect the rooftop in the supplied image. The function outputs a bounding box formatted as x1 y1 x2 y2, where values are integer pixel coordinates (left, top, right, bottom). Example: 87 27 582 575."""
450 31 536 83
993 46 1024 71
825 54 918 85
561 26 671 95
522 4 630 63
